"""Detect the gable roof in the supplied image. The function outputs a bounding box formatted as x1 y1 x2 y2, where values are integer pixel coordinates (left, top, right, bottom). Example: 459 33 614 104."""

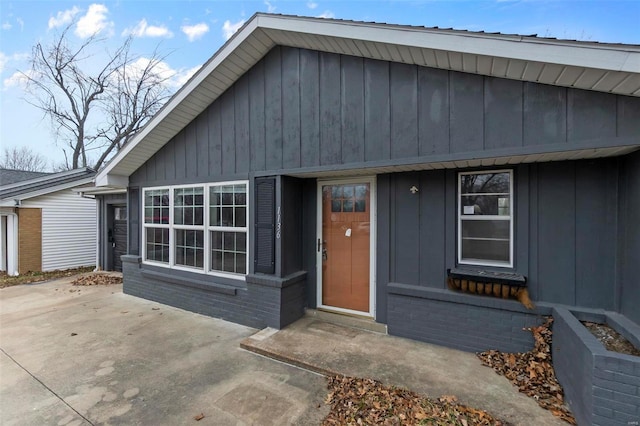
0 167 96 205
96 13 640 187
0 169 52 186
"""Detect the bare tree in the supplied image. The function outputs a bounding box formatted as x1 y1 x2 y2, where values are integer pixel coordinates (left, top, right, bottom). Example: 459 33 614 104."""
0 147 49 172
23 24 173 170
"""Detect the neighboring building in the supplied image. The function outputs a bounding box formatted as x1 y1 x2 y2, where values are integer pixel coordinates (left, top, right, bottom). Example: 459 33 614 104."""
95 14 640 423
0 168 96 275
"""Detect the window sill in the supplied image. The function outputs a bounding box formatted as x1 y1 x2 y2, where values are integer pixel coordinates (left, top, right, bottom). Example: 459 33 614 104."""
141 269 238 295
448 267 526 286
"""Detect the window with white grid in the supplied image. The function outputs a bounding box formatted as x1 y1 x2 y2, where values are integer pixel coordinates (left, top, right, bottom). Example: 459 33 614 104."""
143 188 170 264
141 182 248 278
174 186 204 268
209 184 247 274
458 170 513 267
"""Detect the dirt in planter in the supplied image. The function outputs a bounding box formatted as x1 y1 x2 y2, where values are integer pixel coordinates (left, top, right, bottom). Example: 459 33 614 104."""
581 321 640 357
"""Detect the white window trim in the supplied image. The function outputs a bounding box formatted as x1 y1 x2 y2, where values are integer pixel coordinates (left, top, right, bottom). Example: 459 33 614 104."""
457 169 514 268
141 181 249 280
142 186 171 268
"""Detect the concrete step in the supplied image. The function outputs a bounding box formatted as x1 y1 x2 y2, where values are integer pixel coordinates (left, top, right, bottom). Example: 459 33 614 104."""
303 308 387 334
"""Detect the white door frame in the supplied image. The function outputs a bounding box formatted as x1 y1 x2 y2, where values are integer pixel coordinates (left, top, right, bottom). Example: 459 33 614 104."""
316 176 376 318
0 213 19 276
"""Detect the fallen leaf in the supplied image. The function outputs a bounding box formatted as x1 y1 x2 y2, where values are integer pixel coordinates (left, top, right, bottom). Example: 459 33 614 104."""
194 413 205 421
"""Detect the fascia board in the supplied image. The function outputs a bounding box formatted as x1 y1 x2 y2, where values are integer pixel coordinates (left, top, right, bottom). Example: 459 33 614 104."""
258 15 640 72
1 176 96 202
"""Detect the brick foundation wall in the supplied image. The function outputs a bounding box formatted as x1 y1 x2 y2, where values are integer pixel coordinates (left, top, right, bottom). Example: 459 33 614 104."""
121 255 306 330
387 283 549 353
17 208 42 274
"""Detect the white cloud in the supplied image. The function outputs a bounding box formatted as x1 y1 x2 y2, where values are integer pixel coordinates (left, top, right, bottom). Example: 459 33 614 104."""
181 22 209 42
172 65 201 87
222 19 245 40
317 10 335 19
16 17 24 31
264 0 276 13
122 19 173 38
3 70 34 89
75 4 113 38
307 1 318 9
0 52 29 75
48 6 80 29
2 22 12 30
123 57 201 90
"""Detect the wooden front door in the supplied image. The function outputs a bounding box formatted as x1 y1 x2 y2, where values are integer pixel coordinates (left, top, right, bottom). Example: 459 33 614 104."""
320 182 371 313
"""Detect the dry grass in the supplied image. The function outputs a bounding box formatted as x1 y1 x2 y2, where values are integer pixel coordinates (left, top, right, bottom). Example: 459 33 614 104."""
0 266 94 289
323 375 508 426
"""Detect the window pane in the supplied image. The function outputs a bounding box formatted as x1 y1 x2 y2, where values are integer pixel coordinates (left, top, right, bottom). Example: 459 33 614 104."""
234 192 246 206
212 250 223 271
221 207 234 226
160 207 169 224
236 232 246 250
461 195 510 216
342 185 354 198
174 187 203 226
223 232 235 250
144 189 169 224
355 184 368 199
331 186 341 198
144 207 153 223
210 230 247 274
461 239 510 263
209 183 248 228
145 228 169 263
174 229 204 269
174 208 184 225
236 207 246 228
460 172 510 194
210 188 221 206
355 199 366 212
210 207 221 227
343 199 353 212
461 220 510 240
331 200 341 212
236 253 246 274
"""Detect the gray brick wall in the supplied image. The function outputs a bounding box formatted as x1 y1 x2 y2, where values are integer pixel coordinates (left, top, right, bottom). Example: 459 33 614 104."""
554 307 640 426
387 283 546 353
122 255 306 330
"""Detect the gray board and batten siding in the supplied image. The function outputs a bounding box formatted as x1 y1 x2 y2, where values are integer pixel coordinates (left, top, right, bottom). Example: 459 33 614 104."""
126 46 640 341
130 46 639 186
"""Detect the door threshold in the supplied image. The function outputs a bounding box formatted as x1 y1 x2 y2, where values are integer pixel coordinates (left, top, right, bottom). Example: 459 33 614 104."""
305 308 387 334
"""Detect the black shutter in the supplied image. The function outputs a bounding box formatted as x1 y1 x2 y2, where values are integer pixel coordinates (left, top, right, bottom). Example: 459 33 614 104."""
127 187 139 256
254 177 276 274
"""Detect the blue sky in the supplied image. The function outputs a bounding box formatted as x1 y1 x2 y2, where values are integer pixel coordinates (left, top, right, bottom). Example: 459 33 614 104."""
1 0 638 169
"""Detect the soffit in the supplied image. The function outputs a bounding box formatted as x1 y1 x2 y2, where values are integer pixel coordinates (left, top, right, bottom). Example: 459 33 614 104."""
287 145 640 178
